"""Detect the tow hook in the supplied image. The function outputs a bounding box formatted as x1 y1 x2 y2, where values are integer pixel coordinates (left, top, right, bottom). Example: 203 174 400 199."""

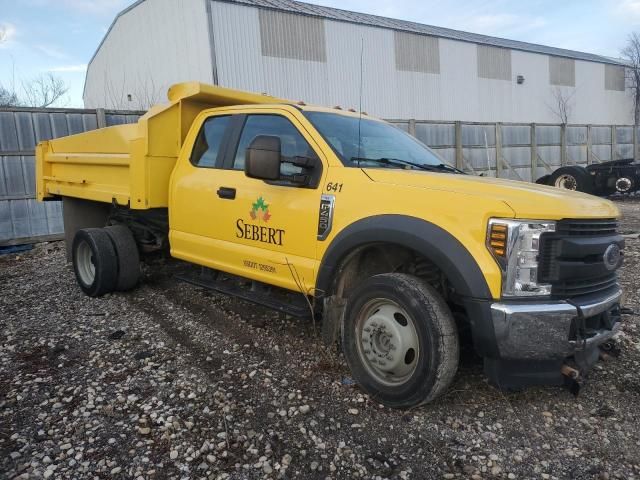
599 341 621 359
561 364 582 396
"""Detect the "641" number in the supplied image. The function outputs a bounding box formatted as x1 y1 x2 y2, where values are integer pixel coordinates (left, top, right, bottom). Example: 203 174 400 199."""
326 182 343 193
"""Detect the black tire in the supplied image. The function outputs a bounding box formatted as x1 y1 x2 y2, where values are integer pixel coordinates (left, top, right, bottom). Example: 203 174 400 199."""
535 174 551 185
72 228 118 297
549 166 594 194
105 224 141 291
341 273 459 408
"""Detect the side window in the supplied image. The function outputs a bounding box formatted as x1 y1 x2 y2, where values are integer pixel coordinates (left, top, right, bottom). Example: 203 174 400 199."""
191 115 231 168
233 115 312 175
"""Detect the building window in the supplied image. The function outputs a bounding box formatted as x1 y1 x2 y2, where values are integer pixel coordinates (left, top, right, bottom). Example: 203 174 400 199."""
394 31 440 74
259 9 327 62
605 64 625 92
549 56 575 87
477 45 511 80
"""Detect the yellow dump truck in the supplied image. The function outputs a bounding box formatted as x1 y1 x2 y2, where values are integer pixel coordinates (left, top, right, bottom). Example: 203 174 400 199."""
37 82 625 407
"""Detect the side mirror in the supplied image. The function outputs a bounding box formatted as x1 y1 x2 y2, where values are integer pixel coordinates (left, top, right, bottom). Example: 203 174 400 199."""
245 135 282 181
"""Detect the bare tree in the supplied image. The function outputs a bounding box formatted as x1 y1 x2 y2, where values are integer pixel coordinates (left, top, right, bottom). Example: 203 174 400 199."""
102 70 161 110
133 71 163 110
20 73 69 108
622 32 640 125
0 26 19 107
549 87 574 124
1 26 69 108
0 85 20 107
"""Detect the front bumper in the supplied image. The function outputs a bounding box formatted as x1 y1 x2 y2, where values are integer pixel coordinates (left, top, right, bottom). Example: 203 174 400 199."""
490 288 622 361
466 287 623 390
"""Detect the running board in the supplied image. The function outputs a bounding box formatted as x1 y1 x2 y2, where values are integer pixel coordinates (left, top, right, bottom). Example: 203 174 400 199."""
175 268 312 318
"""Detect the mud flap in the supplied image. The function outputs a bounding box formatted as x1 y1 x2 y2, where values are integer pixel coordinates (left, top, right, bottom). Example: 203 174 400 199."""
321 295 346 348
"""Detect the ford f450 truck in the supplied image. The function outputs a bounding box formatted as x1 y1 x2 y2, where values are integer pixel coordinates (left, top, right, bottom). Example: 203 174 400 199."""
36 82 624 408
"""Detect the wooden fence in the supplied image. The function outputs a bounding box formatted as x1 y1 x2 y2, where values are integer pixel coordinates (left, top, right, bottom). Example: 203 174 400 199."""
387 120 638 183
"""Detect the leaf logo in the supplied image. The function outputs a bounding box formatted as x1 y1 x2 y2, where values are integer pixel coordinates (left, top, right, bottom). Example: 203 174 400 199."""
249 196 271 222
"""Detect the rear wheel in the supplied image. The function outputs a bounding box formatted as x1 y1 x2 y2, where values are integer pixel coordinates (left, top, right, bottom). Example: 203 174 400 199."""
105 224 141 291
72 228 118 297
342 273 459 408
549 166 593 194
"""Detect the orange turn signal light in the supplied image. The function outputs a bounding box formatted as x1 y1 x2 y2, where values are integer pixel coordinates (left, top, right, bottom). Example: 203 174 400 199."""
489 223 508 257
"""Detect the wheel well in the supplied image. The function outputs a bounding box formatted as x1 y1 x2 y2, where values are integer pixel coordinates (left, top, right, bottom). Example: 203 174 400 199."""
330 243 449 300
321 242 474 351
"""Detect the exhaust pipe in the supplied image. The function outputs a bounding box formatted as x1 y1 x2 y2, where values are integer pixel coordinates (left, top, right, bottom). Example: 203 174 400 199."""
561 364 580 380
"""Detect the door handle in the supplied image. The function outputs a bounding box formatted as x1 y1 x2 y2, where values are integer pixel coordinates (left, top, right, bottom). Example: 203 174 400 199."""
217 187 236 199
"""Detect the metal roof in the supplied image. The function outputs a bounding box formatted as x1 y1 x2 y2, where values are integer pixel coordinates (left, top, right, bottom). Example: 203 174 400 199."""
223 0 625 66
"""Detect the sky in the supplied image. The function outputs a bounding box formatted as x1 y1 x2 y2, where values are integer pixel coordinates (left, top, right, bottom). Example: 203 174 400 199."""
1 0 640 107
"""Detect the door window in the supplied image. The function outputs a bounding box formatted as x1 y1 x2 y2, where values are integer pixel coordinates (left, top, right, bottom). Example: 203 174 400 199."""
233 115 312 175
191 115 232 168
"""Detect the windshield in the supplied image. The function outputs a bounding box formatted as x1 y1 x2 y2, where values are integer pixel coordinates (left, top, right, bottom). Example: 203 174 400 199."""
304 111 443 168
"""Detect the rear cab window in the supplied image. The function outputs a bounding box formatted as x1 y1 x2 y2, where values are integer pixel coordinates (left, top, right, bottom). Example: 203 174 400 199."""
191 115 232 168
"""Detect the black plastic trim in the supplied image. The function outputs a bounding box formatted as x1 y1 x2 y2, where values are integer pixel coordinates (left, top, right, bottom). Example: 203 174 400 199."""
221 115 247 170
316 214 491 300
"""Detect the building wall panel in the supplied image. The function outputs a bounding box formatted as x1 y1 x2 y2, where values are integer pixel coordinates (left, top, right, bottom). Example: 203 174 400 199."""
259 9 327 61
394 32 440 74
209 2 632 124
550 57 576 87
88 0 633 124
477 45 511 81
605 65 625 92
84 0 212 109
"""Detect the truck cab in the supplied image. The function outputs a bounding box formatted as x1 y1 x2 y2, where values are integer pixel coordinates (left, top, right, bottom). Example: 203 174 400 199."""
37 82 624 408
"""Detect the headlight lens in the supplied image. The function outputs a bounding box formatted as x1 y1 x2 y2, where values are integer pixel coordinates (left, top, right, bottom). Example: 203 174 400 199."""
487 219 556 297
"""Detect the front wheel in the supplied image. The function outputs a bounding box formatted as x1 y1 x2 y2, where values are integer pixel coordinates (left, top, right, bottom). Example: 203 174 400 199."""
342 273 459 408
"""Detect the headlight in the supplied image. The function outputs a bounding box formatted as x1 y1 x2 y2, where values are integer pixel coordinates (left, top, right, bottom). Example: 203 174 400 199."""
487 219 556 297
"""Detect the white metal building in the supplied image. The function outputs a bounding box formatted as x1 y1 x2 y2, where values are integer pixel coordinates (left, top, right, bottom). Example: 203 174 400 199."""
84 0 632 124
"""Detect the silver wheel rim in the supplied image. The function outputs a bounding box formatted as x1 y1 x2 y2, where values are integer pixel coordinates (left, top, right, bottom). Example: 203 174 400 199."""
355 298 420 387
76 240 96 286
554 174 577 190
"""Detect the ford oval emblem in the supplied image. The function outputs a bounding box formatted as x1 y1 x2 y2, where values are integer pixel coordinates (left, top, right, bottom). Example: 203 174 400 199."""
603 244 621 271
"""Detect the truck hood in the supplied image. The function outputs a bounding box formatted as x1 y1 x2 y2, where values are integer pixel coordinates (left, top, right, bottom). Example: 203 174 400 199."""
364 169 619 220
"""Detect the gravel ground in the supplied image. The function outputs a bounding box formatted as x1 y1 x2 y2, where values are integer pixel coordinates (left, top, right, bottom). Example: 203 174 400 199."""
2 199 640 480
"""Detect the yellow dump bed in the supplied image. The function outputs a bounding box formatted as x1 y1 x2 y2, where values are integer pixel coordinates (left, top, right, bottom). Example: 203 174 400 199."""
36 82 290 209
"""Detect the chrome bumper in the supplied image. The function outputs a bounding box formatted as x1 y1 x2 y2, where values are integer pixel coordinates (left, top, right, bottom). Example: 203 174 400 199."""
490 288 622 360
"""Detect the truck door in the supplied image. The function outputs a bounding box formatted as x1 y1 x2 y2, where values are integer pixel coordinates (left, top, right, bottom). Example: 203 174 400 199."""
170 110 326 293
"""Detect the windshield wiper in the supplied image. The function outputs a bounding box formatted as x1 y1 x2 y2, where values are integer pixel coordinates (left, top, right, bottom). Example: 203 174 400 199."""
351 157 465 174
432 163 466 174
351 157 431 170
